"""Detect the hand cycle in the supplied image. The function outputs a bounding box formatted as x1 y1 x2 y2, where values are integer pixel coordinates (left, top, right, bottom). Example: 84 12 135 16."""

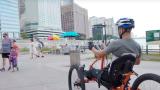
68 44 160 90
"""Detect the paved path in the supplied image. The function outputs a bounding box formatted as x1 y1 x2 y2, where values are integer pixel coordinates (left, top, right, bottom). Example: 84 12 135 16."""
0 54 159 90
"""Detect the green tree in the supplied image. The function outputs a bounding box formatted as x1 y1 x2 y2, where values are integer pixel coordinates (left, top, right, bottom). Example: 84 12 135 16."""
20 32 28 39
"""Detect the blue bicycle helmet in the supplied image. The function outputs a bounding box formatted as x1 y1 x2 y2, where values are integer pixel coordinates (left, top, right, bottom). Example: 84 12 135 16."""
116 18 134 29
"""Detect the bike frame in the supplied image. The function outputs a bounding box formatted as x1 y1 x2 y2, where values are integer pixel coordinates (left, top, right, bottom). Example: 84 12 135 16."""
82 56 136 90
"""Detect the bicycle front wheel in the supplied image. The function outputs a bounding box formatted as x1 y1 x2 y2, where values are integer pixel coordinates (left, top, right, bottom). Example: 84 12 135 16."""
132 73 160 90
68 65 85 90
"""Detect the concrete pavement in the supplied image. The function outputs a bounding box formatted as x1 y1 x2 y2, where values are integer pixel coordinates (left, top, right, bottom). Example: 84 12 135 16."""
0 54 104 90
0 54 159 90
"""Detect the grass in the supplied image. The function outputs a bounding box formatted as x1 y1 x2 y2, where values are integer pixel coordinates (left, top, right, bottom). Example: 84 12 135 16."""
20 47 55 53
41 47 52 52
143 59 160 62
144 53 160 56
85 54 160 62
20 47 29 52
142 53 160 62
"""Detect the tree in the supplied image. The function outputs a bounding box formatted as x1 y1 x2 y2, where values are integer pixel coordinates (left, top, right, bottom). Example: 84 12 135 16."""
20 32 28 39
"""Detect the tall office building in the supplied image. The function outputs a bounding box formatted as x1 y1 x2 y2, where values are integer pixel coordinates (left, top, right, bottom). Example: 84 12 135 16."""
18 0 25 16
89 17 106 38
23 0 62 38
61 0 73 6
89 16 118 39
18 0 25 32
92 25 103 40
0 0 20 39
61 3 89 39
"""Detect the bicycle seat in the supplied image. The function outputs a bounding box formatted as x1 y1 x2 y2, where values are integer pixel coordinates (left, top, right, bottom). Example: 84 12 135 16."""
108 54 136 87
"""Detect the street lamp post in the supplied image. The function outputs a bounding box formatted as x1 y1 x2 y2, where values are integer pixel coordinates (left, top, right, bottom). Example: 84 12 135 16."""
103 22 107 46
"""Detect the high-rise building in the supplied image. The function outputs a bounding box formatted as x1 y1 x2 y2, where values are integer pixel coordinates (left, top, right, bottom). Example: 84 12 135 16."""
61 0 73 6
89 17 106 38
22 0 62 38
61 3 89 39
18 0 25 16
0 0 20 39
92 24 103 40
18 0 25 32
89 16 119 39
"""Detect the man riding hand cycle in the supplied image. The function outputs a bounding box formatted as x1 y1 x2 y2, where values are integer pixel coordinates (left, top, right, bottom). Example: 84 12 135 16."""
85 18 141 86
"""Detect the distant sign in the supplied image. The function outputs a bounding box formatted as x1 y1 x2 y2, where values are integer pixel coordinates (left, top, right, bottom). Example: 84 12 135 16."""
146 30 160 42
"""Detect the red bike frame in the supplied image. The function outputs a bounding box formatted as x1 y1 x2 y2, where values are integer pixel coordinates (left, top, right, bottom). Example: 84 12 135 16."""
82 56 136 90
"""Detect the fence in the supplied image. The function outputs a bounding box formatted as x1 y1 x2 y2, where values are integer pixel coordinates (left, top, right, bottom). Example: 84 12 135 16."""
142 45 160 55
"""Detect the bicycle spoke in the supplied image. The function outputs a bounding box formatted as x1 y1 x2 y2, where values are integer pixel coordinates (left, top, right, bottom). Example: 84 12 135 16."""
137 80 160 90
71 69 82 90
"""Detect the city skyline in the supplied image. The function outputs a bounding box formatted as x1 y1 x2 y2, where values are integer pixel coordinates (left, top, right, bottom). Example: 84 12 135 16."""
75 0 160 38
19 0 90 39
89 16 119 39
22 0 62 38
61 3 89 39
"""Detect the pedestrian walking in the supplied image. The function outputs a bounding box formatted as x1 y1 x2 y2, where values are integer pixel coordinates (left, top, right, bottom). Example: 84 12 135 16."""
0 33 12 72
29 38 39 59
36 39 44 57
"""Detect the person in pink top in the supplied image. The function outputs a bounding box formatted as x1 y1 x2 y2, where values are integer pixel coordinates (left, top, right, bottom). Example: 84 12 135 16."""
9 39 19 72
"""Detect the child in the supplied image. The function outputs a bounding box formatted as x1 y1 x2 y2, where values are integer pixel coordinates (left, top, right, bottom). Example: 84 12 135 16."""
9 47 19 72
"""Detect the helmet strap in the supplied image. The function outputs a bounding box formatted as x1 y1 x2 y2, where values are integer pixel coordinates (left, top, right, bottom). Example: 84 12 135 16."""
119 29 128 39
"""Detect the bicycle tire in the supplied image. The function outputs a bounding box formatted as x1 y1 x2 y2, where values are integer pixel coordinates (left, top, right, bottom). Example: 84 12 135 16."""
68 65 85 90
132 73 160 90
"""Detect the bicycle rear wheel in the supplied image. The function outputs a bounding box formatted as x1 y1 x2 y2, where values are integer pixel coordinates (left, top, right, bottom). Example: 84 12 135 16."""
68 65 85 90
132 73 160 90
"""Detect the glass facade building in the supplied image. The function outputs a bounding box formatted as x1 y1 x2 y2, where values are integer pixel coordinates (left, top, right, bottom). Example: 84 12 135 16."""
61 0 73 6
23 0 62 38
89 17 119 39
0 0 20 39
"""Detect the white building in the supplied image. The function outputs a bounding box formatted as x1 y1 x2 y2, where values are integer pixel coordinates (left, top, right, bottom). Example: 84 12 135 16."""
22 0 62 38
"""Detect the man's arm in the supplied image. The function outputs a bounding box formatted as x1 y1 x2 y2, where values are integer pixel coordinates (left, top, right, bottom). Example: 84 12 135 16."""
135 45 142 65
91 47 106 60
135 56 141 65
88 41 115 60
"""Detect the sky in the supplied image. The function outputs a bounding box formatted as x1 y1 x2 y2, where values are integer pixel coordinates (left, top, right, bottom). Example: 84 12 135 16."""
74 0 160 37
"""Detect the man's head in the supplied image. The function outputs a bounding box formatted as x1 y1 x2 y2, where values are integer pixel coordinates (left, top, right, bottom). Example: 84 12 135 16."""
116 18 134 39
3 32 8 38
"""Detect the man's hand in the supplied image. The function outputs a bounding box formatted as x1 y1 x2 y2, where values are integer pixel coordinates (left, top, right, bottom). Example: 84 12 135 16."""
88 42 94 50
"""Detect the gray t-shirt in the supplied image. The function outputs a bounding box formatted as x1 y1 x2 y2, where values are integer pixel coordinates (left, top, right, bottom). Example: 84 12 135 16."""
103 39 141 59
2 38 12 53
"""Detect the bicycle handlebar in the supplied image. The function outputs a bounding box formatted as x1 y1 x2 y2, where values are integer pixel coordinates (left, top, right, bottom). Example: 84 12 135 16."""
88 41 111 70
